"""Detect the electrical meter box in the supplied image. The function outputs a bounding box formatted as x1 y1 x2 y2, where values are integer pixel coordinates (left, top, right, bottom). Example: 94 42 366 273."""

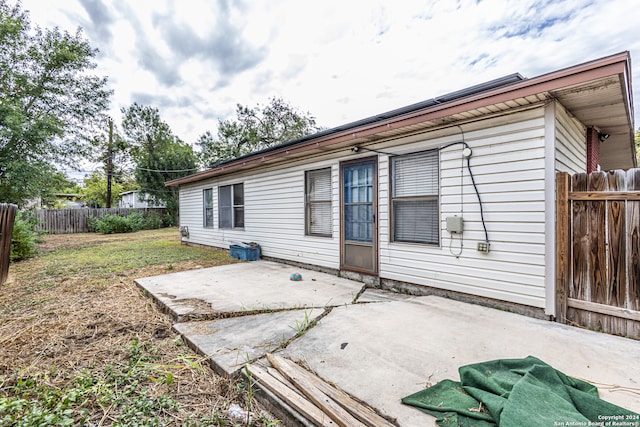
446 216 464 234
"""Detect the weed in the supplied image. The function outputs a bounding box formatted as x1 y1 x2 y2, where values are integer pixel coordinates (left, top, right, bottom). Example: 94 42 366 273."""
246 365 255 424
17 232 231 281
1 297 53 315
10 212 43 262
0 340 188 426
290 309 313 335
1 229 276 426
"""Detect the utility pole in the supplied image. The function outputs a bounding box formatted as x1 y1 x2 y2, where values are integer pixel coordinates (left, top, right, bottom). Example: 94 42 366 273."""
106 119 113 208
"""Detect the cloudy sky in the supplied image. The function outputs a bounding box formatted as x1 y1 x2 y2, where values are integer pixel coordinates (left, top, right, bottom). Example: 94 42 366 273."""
20 0 640 151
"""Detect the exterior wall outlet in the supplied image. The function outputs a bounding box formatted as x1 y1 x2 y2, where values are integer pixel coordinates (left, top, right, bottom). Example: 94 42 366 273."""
477 241 490 253
446 216 464 234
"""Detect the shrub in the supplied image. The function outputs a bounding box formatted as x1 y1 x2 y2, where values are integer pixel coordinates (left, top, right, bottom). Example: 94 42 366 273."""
90 212 167 234
162 212 176 227
87 215 98 233
126 212 146 231
144 212 163 230
91 213 142 234
10 213 42 262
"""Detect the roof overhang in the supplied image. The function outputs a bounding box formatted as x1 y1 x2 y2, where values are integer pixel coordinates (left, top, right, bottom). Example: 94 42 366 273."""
167 51 635 187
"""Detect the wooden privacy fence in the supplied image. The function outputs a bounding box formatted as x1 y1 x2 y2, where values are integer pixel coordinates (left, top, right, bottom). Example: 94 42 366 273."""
0 204 18 285
556 169 640 339
29 208 167 234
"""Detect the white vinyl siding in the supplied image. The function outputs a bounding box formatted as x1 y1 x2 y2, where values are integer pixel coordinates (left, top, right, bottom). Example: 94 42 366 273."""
305 168 332 237
379 107 549 309
119 191 165 208
554 102 587 174
547 102 586 315
391 151 439 244
178 106 564 310
178 163 340 269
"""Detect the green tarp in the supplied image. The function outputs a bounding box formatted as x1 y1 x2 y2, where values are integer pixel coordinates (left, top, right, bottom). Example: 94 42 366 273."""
402 356 639 427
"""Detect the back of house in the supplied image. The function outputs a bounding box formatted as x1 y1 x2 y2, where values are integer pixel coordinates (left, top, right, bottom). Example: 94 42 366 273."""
167 52 635 321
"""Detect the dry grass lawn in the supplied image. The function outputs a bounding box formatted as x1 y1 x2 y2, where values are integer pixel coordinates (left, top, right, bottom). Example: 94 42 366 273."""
0 228 277 426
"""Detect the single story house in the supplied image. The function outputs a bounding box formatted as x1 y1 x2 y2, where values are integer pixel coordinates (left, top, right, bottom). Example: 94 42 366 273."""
55 193 83 209
167 52 635 320
118 190 165 209
26 193 83 209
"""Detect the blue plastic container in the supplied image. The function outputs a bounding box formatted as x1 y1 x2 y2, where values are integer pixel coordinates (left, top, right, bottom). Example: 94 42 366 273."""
229 244 261 261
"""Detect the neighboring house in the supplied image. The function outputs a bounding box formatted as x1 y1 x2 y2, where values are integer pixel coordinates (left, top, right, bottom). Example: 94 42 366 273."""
118 190 165 209
25 193 83 209
166 52 635 320
54 193 83 209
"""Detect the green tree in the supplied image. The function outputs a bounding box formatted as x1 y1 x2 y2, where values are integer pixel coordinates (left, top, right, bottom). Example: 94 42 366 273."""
0 161 59 207
49 171 80 194
40 170 81 207
0 0 111 206
197 97 322 167
121 103 197 219
80 172 124 208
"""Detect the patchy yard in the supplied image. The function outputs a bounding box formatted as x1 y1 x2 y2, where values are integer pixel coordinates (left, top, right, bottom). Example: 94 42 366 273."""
0 228 276 426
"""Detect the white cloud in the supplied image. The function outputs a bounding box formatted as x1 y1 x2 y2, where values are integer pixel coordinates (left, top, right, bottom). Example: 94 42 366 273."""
19 0 640 152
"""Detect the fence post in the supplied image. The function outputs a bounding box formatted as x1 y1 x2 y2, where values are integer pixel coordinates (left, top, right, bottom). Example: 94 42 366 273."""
555 172 570 323
0 204 18 285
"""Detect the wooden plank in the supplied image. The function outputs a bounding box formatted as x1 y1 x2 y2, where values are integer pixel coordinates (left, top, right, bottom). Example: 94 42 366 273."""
606 170 627 308
555 172 570 323
587 172 608 333
267 354 395 427
246 364 336 426
0 204 17 285
627 168 640 338
566 169 640 337
570 173 589 328
570 191 640 201
266 354 366 427
605 170 627 336
26 208 167 234
567 298 640 322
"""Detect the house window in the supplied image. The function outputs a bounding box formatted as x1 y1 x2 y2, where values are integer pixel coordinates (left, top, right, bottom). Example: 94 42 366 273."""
203 188 214 228
305 168 332 237
391 151 439 244
218 183 244 229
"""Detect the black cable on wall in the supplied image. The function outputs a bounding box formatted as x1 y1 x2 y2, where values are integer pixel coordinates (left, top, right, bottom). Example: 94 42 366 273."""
352 129 490 247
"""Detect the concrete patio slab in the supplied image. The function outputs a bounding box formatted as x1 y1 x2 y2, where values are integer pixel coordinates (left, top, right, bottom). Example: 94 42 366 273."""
135 261 371 320
354 287 414 303
137 261 640 426
279 295 640 426
173 308 326 377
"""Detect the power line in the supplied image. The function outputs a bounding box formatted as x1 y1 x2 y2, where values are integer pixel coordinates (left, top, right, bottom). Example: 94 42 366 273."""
58 166 200 174
136 167 199 173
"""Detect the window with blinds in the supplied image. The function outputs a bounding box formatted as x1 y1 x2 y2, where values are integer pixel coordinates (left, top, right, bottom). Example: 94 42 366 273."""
218 183 244 229
203 188 214 228
305 168 332 237
391 151 439 244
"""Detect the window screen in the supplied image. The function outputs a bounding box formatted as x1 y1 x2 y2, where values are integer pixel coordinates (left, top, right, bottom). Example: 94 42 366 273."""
203 188 213 228
233 183 244 228
218 183 243 228
305 168 332 236
391 151 439 244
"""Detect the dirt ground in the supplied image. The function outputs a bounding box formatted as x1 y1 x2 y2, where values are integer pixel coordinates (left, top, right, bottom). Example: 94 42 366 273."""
0 229 277 426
